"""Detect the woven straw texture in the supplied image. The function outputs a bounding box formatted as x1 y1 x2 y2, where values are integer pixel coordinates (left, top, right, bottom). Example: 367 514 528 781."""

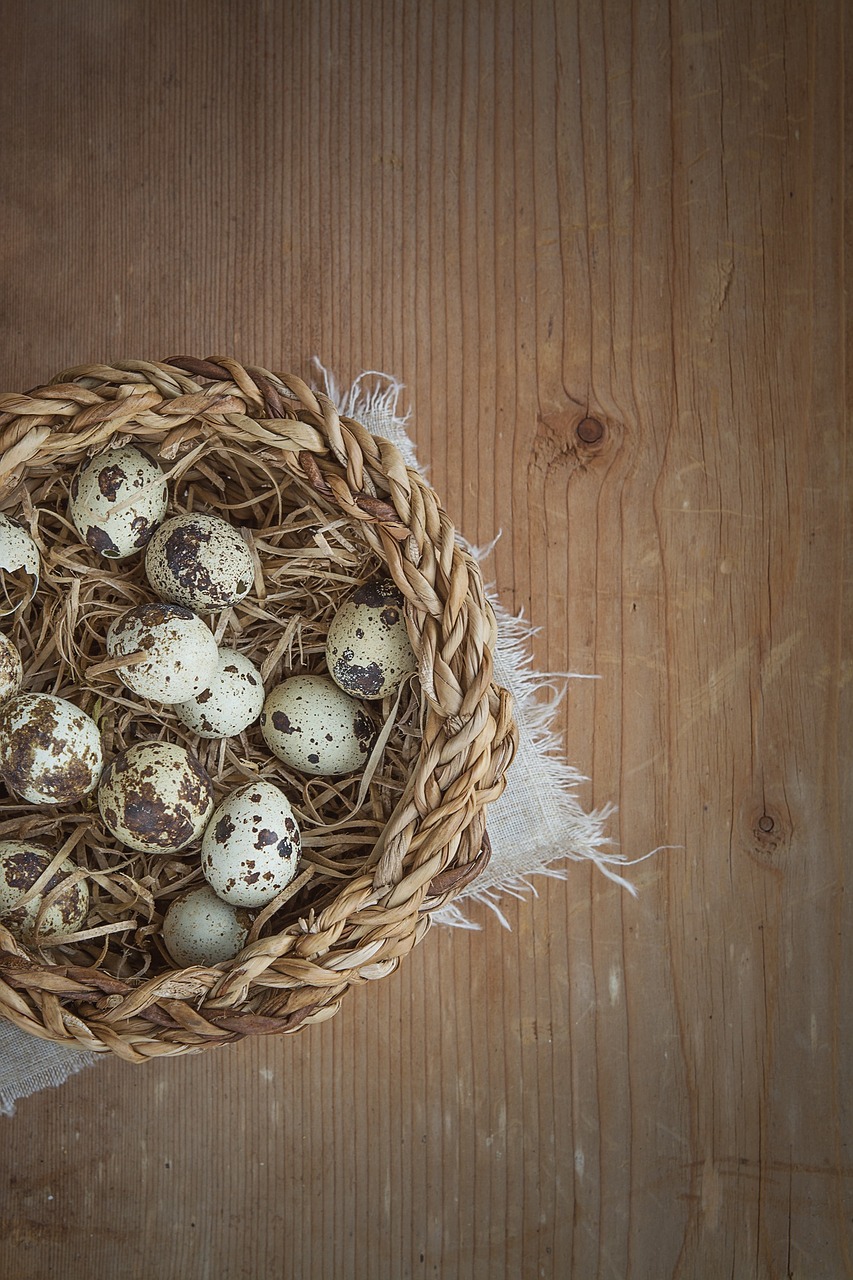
0 357 517 1062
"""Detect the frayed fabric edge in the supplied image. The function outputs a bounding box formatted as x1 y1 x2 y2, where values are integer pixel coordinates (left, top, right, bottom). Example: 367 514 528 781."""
313 361 410 427
432 865 571 931
312 361 422 472
479 592 636 889
0 1048 98 1118
317 365 643 931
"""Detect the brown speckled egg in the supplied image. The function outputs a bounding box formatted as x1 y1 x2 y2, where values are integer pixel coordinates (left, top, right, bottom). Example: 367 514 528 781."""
162 884 251 967
173 648 265 739
201 779 301 907
98 740 214 855
0 633 23 703
260 674 376 777
0 840 88 941
68 445 168 559
0 513 40 617
144 513 255 612
106 602 219 704
325 577 417 699
0 692 103 805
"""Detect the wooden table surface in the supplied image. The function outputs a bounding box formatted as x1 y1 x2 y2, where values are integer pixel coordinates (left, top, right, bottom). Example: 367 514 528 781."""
0 2 848 1277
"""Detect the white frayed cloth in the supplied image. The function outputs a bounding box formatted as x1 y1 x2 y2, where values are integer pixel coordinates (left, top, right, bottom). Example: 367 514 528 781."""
0 369 632 1114
0 1022 96 1116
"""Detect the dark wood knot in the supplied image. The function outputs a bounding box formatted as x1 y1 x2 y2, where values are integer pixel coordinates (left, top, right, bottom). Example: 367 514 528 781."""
576 417 605 447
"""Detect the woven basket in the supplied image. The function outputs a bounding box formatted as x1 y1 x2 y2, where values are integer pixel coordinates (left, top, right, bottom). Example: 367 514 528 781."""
0 358 517 1061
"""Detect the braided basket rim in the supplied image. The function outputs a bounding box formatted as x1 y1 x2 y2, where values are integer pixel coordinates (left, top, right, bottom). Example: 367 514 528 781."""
0 357 518 1062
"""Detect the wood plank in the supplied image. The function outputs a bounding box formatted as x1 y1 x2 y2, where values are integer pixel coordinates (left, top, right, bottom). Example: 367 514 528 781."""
0 1 848 1276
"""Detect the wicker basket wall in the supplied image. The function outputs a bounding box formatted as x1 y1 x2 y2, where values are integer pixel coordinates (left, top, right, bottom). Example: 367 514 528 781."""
0 358 517 1061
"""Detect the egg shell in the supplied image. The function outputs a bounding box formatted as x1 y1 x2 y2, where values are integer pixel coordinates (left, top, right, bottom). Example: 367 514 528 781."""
201 779 301 907
0 840 88 940
173 648 265 739
0 514 39 617
162 884 251 967
106 602 219 703
325 577 417 699
68 445 168 559
260 674 376 777
0 633 23 703
145 513 255 612
0 692 103 805
98 740 214 854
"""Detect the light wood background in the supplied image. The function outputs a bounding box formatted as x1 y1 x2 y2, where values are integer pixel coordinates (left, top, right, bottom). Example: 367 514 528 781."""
0 1 848 1277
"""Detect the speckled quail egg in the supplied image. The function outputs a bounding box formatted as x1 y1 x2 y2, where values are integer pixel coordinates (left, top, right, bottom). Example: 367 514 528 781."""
0 692 103 805
69 445 168 559
98 740 214 855
173 648 265 739
106 602 219 704
162 883 251 967
0 513 39 616
260 674 376 777
0 633 23 703
0 840 88 941
201 779 301 907
144 512 255 612
325 577 417 699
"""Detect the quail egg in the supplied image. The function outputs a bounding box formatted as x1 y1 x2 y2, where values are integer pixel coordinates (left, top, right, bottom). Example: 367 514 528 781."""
0 513 39 616
69 445 168 559
325 577 417 699
173 648 265 739
162 883 251 967
0 633 23 703
144 512 255 612
0 692 103 805
98 740 214 855
201 779 301 907
0 840 88 941
106 602 219 703
260 674 376 777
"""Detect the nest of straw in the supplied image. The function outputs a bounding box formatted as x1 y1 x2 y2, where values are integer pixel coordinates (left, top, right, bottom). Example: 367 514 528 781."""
0 358 517 1061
